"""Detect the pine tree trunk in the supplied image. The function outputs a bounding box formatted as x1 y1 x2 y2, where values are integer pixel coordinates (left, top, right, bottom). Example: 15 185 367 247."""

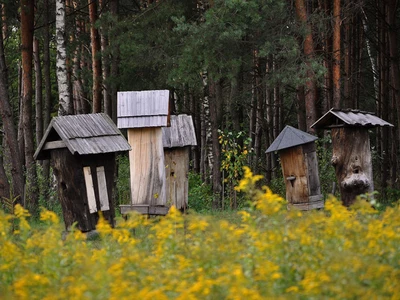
89 0 102 113
34 37 43 146
21 0 38 212
209 78 223 209
99 0 112 117
42 0 52 188
0 17 24 202
332 0 341 108
295 0 317 133
110 0 119 124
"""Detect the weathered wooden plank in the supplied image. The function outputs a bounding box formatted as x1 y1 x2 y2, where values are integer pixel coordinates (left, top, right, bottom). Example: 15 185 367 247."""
164 148 189 210
96 166 110 211
128 128 166 206
162 115 197 148
117 90 170 129
83 166 97 213
280 146 309 204
43 140 66 150
119 204 169 215
305 150 321 196
51 149 95 232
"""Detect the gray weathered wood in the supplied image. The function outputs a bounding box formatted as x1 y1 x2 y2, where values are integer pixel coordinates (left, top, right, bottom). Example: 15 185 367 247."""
35 113 131 160
43 140 66 150
331 127 373 206
120 204 169 215
83 166 97 214
162 115 197 148
117 90 170 129
97 166 110 211
165 147 190 210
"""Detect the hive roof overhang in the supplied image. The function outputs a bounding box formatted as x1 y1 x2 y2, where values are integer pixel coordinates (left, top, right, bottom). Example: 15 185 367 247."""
162 114 197 148
34 113 131 160
311 108 394 129
266 126 317 153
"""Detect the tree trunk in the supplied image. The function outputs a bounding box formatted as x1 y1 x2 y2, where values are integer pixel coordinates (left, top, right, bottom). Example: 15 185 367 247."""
110 0 119 124
99 0 112 117
42 0 52 190
89 0 102 113
34 37 43 146
209 78 223 209
332 0 341 108
295 0 318 133
0 18 24 202
21 0 38 212
56 0 72 116
331 127 374 206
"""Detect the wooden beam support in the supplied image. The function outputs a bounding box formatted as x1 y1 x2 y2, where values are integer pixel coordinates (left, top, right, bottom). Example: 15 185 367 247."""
43 140 66 150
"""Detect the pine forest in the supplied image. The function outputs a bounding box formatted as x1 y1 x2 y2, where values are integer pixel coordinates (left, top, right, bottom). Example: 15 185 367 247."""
1 0 400 212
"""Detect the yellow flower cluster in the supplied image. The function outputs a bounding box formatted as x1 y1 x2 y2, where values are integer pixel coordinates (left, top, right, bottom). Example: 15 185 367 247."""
1 168 400 299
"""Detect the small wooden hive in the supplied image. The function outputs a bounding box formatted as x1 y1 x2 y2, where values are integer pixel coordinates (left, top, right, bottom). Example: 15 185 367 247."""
266 125 323 210
312 108 393 206
34 113 131 232
118 90 170 215
162 115 197 211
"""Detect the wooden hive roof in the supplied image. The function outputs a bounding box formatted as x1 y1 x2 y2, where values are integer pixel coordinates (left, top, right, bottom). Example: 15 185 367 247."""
311 108 394 129
266 125 317 153
34 113 131 160
162 114 197 148
117 90 170 129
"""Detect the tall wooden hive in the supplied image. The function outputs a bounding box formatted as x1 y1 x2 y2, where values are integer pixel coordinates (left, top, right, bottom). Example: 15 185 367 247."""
118 90 170 215
162 114 197 211
266 126 323 210
312 108 393 206
34 113 131 232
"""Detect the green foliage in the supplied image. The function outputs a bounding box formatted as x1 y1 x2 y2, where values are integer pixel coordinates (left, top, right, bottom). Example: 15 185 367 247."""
219 130 252 208
315 135 337 198
188 172 214 212
116 154 131 206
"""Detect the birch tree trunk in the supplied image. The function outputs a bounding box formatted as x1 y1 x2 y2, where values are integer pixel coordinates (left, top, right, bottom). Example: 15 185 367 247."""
56 0 72 116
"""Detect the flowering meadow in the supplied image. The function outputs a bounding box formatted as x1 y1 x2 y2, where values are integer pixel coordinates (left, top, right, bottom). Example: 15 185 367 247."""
1 167 400 299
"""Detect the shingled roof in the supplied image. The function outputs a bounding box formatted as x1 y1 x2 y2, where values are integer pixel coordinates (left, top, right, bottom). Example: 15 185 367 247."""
311 108 394 129
162 115 197 148
117 90 170 129
266 126 317 153
34 113 131 160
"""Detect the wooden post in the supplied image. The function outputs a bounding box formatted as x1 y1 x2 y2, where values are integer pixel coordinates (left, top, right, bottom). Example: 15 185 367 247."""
128 127 166 206
331 127 373 206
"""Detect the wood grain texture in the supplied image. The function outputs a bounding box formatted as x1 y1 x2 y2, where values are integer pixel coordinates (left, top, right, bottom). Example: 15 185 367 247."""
128 128 166 206
164 147 189 210
279 143 323 210
331 127 373 206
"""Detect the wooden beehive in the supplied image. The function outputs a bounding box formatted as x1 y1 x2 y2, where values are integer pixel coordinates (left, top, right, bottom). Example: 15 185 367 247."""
162 115 197 211
34 113 131 232
266 126 323 210
117 90 170 215
312 108 393 206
